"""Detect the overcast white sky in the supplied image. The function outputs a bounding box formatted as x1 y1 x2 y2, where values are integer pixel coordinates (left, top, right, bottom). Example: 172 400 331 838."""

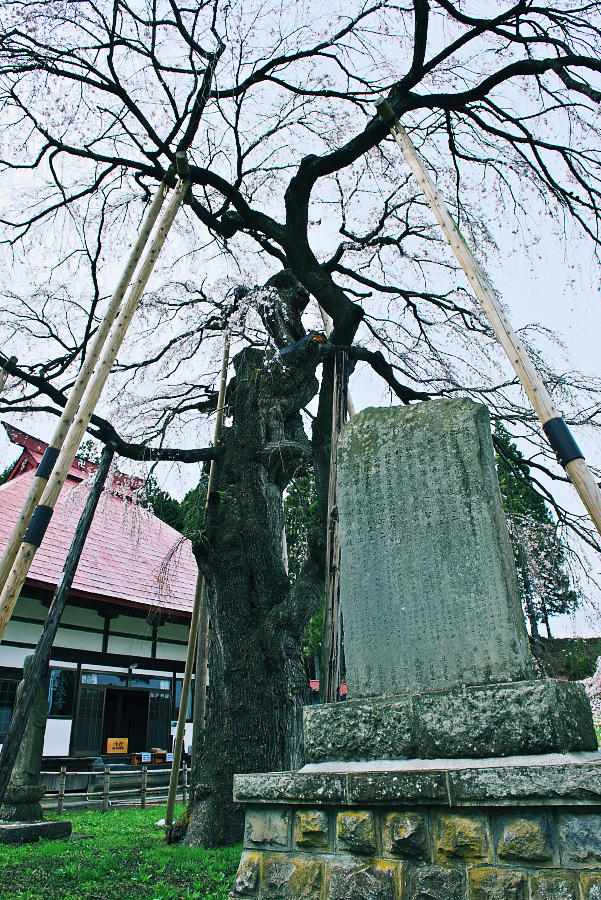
1 1 600 638
2 207 599 637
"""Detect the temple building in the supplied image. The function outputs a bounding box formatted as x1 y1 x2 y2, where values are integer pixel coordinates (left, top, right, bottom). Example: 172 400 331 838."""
0 424 196 760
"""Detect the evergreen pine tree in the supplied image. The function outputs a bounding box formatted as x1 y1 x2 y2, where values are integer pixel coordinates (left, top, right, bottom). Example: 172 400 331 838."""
495 425 579 638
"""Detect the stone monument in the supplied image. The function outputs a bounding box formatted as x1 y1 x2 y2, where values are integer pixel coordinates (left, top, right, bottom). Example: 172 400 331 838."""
230 400 601 899
0 657 72 843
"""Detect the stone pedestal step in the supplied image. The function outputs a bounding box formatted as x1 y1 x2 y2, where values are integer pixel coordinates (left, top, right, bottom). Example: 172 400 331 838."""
234 755 601 809
303 679 597 764
0 819 72 844
300 750 601 774
230 758 601 898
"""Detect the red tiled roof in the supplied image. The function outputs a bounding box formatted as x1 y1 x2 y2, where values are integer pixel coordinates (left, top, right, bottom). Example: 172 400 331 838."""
3 423 142 493
0 464 196 617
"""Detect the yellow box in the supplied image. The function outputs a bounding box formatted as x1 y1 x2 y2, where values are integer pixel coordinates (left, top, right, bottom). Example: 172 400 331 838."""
106 737 128 754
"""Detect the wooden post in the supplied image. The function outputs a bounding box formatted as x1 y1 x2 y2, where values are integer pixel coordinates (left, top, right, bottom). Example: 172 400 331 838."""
141 765 147 809
321 350 349 703
0 445 114 805
0 181 167 595
165 332 230 829
0 169 190 643
57 765 67 815
377 100 601 539
102 766 110 812
182 760 188 804
0 355 17 398
317 308 356 417
193 332 231 739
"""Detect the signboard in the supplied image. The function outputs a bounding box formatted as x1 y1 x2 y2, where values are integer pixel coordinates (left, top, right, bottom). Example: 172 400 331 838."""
170 721 177 735
107 737 128 754
141 752 151 763
166 753 174 762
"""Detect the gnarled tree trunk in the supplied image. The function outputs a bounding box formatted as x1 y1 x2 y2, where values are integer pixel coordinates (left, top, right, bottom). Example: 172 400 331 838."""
178 274 329 846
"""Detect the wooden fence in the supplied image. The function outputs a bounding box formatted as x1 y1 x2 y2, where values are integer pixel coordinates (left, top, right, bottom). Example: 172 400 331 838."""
40 762 188 812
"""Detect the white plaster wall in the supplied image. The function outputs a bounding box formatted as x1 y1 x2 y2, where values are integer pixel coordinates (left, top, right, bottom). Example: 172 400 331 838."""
0 645 30 668
185 723 193 755
109 634 152 656
156 641 186 661
112 614 153 637
161 622 190 643
3 619 42 646
60 606 104 629
55 627 103 651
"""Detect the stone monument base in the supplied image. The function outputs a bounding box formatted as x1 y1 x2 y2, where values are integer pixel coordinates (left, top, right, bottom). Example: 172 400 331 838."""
229 753 601 899
0 819 72 844
304 680 597 764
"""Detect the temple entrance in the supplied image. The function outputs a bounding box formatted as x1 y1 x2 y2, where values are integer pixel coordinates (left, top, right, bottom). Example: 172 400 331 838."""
101 688 149 754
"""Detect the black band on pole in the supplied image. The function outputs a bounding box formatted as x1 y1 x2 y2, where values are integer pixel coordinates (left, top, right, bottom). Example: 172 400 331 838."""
176 152 189 179
23 505 54 548
375 98 397 125
36 447 60 480
542 417 584 468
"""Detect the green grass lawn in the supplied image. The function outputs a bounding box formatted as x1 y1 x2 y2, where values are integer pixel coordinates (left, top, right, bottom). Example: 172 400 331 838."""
0 807 242 900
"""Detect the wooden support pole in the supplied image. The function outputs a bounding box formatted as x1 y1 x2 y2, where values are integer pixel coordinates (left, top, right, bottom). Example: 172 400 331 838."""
317 307 356 417
0 171 189 643
192 332 231 741
57 765 67 815
164 572 201 828
0 355 17 397
0 180 168 595
321 350 349 703
182 760 188 804
0 445 114 806
165 332 230 829
102 766 110 812
377 100 601 539
141 765 147 809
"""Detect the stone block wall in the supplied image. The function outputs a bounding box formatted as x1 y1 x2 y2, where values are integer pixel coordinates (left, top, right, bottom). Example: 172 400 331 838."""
230 804 601 899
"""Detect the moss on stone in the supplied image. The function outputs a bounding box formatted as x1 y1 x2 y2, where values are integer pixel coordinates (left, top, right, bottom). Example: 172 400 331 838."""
530 871 579 900
468 866 528 900
581 873 601 900
497 818 553 862
337 810 376 855
435 814 491 861
230 851 261 897
262 853 323 899
383 811 429 859
295 809 330 850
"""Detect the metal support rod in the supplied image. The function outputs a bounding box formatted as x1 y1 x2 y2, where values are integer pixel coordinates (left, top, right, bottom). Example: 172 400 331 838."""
376 99 601 538
0 179 168 594
0 169 189 643
0 444 114 806
165 331 230 829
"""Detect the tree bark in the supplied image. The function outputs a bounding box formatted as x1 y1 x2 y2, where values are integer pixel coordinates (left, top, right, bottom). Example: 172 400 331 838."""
177 275 327 846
